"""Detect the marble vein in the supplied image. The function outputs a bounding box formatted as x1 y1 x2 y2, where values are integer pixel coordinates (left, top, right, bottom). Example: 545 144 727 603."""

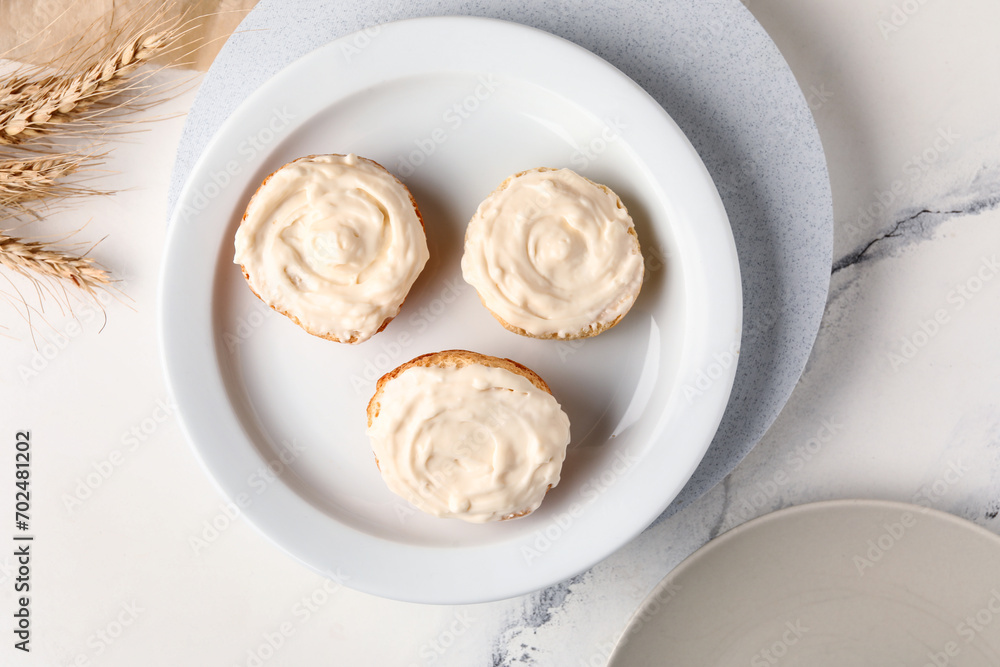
832 191 1000 276
490 574 585 666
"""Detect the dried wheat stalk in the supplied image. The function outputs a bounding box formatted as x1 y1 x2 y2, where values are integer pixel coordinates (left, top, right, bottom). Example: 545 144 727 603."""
0 152 104 206
0 4 202 340
0 28 176 144
0 230 111 293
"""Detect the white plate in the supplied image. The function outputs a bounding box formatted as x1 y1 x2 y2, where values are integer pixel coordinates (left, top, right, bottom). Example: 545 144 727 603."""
159 16 741 604
609 499 1000 665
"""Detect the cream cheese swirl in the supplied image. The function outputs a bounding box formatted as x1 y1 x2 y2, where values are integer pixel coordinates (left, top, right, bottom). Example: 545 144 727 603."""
462 167 644 339
367 360 571 523
234 154 429 343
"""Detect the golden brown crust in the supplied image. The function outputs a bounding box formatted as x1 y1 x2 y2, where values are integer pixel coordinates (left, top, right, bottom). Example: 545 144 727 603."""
366 349 552 428
236 154 426 344
466 167 642 340
481 300 628 340
366 349 557 521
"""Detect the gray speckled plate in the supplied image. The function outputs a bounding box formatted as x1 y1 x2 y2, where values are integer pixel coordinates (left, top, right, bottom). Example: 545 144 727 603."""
167 0 831 549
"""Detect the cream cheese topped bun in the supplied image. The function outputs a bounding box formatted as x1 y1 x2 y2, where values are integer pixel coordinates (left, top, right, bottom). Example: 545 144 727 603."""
234 154 429 343
462 167 644 339
366 350 571 523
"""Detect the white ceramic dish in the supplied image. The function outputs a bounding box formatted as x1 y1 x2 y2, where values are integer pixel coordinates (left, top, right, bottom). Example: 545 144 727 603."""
610 499 1000 665
159 16 741 603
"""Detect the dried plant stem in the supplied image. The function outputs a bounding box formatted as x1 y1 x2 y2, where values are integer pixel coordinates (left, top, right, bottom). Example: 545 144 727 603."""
0 27 177 144
0 231 111 294
0 3 205 340
0 152 104 206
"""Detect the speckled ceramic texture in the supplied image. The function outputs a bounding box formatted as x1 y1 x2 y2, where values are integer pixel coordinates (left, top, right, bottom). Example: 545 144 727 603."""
166 0 832 524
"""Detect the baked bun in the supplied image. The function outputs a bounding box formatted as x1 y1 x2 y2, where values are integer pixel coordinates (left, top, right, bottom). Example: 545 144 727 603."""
461 167 644 339
366 350 571 523
233 153 429 344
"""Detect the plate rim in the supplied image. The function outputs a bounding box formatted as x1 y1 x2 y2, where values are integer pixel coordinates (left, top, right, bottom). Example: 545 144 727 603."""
609 498 1000 664
159 15 743 603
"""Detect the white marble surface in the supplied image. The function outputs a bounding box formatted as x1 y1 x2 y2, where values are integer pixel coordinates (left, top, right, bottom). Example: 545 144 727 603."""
2 0 999 665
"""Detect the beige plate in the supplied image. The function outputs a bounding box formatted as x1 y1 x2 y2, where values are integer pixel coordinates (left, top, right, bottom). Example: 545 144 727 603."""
610 499 1000 666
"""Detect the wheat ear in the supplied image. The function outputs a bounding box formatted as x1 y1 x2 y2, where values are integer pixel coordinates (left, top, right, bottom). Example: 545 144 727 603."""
0 28 176 144
0 152 105 206
0 231 111 293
